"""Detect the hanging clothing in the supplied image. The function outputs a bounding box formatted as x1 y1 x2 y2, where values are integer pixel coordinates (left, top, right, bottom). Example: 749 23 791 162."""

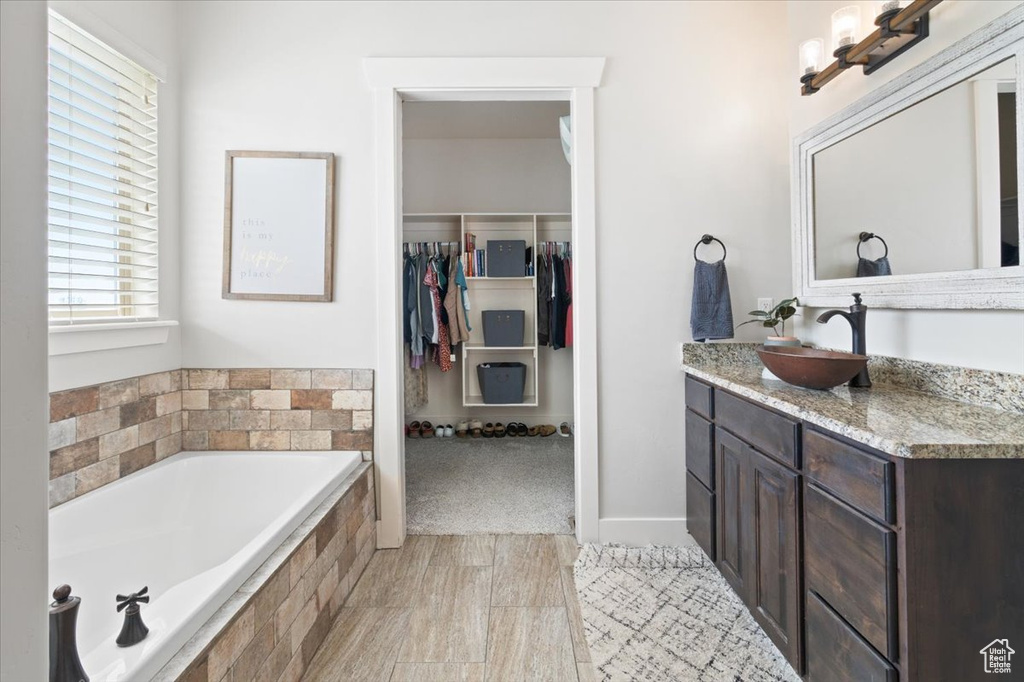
444 256 471 345
404 346 427 411
564 255 573 348
537 254 551 347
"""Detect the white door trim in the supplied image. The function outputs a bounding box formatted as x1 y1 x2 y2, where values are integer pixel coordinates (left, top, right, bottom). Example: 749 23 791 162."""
365 57 605 548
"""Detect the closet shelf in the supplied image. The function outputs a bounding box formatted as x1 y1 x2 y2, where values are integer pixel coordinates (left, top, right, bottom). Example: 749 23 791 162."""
463 345 537 351
464 396 539 408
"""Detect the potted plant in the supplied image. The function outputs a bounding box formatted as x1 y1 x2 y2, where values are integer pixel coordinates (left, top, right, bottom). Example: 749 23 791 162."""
739 297 801 348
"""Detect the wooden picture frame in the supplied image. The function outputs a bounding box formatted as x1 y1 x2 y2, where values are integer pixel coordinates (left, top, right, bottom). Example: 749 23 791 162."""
222 150 335 301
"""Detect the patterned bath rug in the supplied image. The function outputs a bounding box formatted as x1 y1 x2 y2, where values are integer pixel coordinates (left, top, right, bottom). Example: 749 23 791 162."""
573 544 800 682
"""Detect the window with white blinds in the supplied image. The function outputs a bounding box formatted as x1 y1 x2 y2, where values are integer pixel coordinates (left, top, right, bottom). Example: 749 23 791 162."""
47 12 159 323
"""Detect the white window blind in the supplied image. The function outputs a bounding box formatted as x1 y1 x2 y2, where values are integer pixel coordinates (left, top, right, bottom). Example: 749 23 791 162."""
47 12 159 323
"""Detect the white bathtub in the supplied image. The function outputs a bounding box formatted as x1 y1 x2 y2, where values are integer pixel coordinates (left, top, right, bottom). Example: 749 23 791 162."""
49 450 362 682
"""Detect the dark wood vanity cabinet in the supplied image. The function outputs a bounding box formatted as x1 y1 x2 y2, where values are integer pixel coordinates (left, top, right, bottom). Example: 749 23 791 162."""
683 373 1024 681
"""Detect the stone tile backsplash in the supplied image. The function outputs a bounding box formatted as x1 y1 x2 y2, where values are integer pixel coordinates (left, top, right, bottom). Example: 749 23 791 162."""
49 368 374 508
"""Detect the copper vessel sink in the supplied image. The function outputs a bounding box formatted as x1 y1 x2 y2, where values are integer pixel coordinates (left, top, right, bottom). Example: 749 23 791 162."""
756 345 868 390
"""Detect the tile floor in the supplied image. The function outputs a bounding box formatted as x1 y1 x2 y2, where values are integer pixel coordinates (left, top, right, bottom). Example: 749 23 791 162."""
301 534 596 682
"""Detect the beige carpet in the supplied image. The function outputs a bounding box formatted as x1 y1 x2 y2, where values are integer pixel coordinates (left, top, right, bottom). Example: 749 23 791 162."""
405 436 574 535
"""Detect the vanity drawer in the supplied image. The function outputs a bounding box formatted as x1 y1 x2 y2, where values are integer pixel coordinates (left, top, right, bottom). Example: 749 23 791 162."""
806 591 897 682
805 483 897 660
685 375 714 420
685 410 714 489
716 391 799 468
805 429 894 524
686 472 715 561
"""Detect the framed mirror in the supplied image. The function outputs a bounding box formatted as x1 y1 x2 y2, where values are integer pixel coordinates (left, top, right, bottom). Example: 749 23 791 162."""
792 10 1024 309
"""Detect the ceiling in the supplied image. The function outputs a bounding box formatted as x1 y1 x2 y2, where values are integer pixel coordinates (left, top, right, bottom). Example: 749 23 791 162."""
402 101 570 140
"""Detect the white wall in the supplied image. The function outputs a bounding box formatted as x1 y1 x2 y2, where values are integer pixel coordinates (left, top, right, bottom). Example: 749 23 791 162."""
1 1 49 677
178 0 794 541
47 0 182 392
788 0 1024 373
404 139 571 214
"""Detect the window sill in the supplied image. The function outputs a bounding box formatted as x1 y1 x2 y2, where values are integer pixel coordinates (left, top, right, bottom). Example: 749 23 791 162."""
48 320 178 356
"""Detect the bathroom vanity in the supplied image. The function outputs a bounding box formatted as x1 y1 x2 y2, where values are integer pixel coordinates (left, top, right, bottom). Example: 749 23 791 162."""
681 347 1024 682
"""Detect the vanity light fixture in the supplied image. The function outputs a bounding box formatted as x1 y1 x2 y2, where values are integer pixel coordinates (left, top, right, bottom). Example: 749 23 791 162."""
800 0 943 96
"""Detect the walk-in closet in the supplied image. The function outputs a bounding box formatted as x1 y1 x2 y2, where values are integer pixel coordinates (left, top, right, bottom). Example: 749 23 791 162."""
401 101 576 535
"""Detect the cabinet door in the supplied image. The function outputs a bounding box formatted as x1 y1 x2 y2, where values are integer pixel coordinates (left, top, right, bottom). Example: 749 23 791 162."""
715 428 752 601
749 449 802 670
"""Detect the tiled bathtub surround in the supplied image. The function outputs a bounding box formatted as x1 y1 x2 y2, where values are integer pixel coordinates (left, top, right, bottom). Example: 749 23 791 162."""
682 342 1024 413
48 370 185 507
159 463 377 682
49 368 375 508
181 369 374 453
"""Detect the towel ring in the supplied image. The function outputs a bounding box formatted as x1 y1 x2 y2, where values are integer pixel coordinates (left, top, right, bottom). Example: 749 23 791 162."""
857 231 889 259
693 234 727 262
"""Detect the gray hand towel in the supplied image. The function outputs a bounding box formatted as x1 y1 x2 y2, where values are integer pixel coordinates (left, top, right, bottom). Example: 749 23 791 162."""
690 260 734 342
856 256 892 277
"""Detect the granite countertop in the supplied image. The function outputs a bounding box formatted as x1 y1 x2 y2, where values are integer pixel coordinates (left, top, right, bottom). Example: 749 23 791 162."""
680 344 1024 460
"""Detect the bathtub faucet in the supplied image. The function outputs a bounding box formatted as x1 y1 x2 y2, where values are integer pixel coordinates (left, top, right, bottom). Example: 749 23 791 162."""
115 586 150 647
50 584 90 682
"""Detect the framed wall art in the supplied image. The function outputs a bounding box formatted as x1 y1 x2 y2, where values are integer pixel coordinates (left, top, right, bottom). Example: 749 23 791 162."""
222 150 335 301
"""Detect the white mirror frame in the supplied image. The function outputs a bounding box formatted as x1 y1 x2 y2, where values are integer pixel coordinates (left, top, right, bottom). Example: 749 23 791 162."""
793 9 1024 309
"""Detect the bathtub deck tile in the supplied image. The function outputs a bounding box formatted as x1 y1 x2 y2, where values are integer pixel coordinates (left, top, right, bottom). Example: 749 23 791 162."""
98 377 140 408
188 369 230 390
251 390 292 411
120 396 157 428
50 438 99 479
270 410 312 430
230 409 271 431
155 432 182 460
50 385 99 422
291 430 332 451
48 417 76 451
120 442 156 477
251 431 291 450
208 604 255 682
310 409 352 431
156 390 182 416
75 406 121 441
182 430 209 451
74 456 119 496
209 430 248 450
182 389 210 410
230 618 276 682
48 473 75 508
210 389 251 411
290 535 317 588
139 413 174 445
139 370 173 397
271 369 312 389
311 369 352 390
230 368 272 389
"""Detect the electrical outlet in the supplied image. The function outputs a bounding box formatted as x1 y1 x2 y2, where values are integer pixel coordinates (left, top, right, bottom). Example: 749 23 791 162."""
758 297 774 313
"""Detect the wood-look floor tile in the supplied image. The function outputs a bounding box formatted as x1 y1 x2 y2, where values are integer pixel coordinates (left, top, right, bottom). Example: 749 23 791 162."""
491 563 563 607
430 535 495 566
494 534 559 568
398 566 492 663
390 662 486 681
554 535 580 567
560 568 590 663
573 661 600 682
485 607 577 682
345 535 437 607
302 607 411 682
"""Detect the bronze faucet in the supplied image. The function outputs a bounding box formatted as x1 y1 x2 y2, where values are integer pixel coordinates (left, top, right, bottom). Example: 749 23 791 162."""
50 584 89 682
816 293 871 387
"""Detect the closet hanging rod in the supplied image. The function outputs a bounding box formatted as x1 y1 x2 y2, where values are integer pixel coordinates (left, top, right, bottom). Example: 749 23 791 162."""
693 234 727 261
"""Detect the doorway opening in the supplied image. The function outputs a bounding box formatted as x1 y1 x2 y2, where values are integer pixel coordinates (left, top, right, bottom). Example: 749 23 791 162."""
365 57 604 548
401 100 575 535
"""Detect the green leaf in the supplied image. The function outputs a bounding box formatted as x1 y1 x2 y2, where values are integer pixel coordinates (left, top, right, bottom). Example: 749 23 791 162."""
737 319 760 328
747 310 769 317
762 320 776 328
777 297 798 309
777 306 796 319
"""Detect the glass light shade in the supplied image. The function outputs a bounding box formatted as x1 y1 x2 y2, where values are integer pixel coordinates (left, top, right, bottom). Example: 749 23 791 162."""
875 0 906 18
832 5 862 53
799 38 826 78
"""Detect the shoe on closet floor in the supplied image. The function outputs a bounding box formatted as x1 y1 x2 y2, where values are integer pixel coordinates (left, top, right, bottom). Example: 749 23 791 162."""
494 423 506 438
409 421 421 438
516 423 528 437
537 424 557 437
558 422 572 437
456 421 469 438
444 424 454 437
470 420 483 438
527 425 540 437
483 423 495 438
421 421 434 438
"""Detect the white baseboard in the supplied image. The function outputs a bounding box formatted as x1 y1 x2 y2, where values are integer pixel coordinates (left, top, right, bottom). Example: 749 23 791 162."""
598 517 696 547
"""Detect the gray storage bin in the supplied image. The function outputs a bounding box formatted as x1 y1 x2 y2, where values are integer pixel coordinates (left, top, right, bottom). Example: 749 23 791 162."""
482 310 525 347
477 362 527 404
486 240 526 277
